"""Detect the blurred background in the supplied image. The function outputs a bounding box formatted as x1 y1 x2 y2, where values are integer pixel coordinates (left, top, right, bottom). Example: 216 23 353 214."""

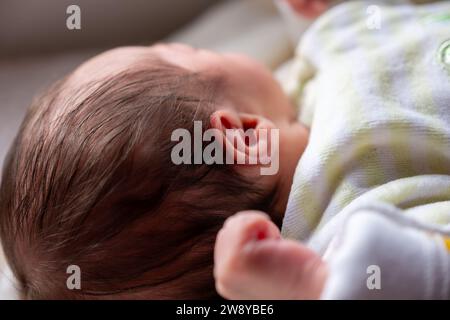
0 0 308 299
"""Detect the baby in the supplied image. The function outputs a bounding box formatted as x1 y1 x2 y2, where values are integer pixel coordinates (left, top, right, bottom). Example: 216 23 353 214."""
0 36 308 299
0 0 449 300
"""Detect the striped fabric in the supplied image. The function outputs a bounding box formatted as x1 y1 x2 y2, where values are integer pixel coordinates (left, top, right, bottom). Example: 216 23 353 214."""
281 0 450 244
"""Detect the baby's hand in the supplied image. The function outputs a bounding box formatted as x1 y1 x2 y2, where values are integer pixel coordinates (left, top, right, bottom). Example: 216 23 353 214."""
283 0 329 18
214 211 328 300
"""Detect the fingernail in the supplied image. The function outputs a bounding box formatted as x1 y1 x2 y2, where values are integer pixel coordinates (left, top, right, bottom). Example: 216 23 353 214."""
256 230 267 240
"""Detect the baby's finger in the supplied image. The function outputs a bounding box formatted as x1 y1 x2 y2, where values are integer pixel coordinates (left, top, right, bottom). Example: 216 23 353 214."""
214 211 280 280
241 239 328 299
222 211 280 246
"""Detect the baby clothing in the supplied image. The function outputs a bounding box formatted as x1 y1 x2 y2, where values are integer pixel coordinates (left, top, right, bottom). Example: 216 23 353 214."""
319 202 450 299
280 0 450 298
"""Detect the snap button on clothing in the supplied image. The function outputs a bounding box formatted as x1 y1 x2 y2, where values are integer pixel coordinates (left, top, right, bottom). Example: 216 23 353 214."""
439 40 450 66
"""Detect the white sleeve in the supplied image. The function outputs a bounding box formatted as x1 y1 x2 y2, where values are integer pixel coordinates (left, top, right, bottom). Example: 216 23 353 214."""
320 209 450 300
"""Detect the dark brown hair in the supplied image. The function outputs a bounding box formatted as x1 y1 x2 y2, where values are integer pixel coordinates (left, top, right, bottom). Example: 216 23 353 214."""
0 59 276 299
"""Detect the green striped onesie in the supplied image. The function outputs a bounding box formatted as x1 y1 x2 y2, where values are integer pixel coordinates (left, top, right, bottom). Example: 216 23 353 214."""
281 0 450 246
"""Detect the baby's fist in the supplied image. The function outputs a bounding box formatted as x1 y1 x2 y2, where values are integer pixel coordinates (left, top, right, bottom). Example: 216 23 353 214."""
214 211 327 300
214 211 281 299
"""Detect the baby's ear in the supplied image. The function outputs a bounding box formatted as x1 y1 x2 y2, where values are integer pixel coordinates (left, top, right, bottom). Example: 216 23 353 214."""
210 110 277 167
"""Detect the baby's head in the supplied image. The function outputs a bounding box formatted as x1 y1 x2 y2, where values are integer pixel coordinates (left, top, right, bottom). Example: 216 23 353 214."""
0 44 308 299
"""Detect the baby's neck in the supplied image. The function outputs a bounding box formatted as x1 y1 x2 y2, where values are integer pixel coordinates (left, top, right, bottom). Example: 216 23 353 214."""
271 125 309 227
271 169 295 227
